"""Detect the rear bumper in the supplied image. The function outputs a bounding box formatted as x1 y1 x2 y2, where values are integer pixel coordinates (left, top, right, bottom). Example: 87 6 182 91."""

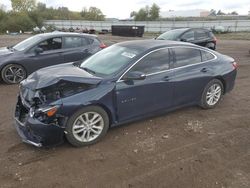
14 96 65 147
224 69 237 93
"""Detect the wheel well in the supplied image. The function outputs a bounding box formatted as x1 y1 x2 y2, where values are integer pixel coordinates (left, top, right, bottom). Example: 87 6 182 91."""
74 104 114 127
94 104 114 127
215 77 226 94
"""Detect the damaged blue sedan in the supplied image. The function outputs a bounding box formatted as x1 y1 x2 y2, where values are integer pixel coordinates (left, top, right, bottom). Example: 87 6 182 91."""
14 40 237 147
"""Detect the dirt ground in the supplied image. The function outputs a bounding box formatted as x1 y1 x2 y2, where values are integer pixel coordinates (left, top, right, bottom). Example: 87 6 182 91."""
0 34 249 188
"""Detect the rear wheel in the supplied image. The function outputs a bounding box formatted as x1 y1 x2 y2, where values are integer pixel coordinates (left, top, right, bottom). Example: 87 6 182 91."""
1 64 27 84
200 79 223 109
65 106 109 147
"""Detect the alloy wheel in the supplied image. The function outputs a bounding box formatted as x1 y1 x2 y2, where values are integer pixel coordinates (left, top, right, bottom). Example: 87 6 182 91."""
72 112 104 142
206 83 222 106
3 65 26 84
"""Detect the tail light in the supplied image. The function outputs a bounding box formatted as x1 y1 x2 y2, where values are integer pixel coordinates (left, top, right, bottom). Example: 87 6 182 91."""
213 36 217 43
232 61 238 69
99 43 107 49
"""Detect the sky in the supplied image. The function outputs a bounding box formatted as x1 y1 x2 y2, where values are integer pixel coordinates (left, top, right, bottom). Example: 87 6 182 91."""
1 0 250 18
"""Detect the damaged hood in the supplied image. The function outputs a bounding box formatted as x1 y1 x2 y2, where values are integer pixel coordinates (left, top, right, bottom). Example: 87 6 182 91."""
21 63 103 90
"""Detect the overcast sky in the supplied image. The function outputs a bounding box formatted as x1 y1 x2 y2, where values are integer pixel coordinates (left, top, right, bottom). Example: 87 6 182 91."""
1 0 250 18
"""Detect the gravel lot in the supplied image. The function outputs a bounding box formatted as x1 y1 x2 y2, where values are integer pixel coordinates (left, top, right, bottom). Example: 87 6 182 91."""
0 34 250 188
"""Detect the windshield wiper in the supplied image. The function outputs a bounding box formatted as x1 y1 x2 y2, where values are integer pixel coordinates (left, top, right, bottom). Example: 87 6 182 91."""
81 67 96 75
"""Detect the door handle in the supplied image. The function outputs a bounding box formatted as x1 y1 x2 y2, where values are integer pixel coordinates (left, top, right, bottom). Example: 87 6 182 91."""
200 68 208 73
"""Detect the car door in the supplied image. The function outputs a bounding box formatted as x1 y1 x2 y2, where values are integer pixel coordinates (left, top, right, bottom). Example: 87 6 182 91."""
171 47 215 106
194 29 210 47
23 37 64 73
115 48 174 122
62 36 91 63
180 30 195 43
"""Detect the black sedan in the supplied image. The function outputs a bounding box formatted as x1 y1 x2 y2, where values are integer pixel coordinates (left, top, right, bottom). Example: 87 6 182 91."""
14 40 237 147
156 28 217 50
0 32 106 84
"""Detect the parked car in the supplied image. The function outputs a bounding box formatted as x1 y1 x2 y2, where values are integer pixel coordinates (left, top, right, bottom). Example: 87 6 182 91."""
14 40 237 147
156 28 217 50
0 32 106 84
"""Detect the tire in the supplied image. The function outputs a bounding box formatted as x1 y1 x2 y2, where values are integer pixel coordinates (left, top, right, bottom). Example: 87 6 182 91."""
65 106 109 147
200 79 224 109
1 64 27 84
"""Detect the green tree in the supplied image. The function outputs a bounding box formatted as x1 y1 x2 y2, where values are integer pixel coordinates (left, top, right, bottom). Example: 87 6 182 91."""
0 5 6 21
217 10 225 15
131 3 160 21
230 11 238 15
209 9 217 16
135 8 148 21
11 0 36 12
149 3 160 20
81 7 105 21
37 2 46 12
1 12 35 32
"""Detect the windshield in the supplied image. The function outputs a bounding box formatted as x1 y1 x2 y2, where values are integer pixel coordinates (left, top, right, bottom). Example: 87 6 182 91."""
13 35 42 51
157 29 187 40
80 45 142 77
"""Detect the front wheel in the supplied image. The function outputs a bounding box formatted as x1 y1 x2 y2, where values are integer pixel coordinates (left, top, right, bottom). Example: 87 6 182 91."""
1 64 27 84
65 106 109 147
200 79 224 109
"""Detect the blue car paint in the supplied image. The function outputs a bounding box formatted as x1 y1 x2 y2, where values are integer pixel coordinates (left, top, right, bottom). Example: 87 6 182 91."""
14 40 237 147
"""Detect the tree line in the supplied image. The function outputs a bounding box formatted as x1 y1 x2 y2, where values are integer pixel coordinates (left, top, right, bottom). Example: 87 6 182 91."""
0 0 241 33
0 0 105 32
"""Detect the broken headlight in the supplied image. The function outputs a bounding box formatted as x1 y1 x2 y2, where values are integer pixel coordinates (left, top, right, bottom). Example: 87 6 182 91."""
30 105 60 124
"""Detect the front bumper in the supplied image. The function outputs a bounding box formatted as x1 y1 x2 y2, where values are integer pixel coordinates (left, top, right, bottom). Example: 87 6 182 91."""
14 96 65 147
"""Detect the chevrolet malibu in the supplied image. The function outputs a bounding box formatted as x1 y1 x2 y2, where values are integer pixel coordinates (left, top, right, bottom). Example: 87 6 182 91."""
14 40 237 147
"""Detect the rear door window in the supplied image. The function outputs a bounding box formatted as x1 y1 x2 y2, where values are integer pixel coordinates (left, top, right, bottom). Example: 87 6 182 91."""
173 47 202 68
195 30 208 40
130 49 170 74
64 37 85 48
201 50 215 61
181 30 195 41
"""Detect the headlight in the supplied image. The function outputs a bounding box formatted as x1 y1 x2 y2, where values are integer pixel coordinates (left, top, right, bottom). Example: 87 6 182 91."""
30 105 59 119
39 106 58 117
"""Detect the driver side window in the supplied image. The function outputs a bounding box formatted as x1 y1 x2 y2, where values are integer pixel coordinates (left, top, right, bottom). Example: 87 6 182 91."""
129 48 170 75
37 37 62 52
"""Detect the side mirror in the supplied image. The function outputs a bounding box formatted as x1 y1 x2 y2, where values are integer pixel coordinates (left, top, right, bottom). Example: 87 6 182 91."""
34 47 43 55
180 38 187 42
123 71 146 81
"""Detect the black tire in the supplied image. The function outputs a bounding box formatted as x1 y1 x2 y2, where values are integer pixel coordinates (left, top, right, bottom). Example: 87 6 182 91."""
1 64 27 84
200 79 224 109
65 106 109 147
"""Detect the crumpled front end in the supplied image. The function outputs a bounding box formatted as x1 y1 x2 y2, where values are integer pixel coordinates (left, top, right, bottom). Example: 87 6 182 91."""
14 79 96 147
14 94 66 147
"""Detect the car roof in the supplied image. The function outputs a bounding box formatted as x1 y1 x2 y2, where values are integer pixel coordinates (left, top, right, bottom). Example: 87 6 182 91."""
169 28 211 32
36 32 97 39
117 39 197 51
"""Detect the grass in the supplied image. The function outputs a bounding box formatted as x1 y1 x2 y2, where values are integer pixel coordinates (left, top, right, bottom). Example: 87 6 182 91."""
215 32 250 40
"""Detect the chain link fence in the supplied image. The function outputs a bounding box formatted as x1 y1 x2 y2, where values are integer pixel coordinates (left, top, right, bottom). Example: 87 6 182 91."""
45 19 250 33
